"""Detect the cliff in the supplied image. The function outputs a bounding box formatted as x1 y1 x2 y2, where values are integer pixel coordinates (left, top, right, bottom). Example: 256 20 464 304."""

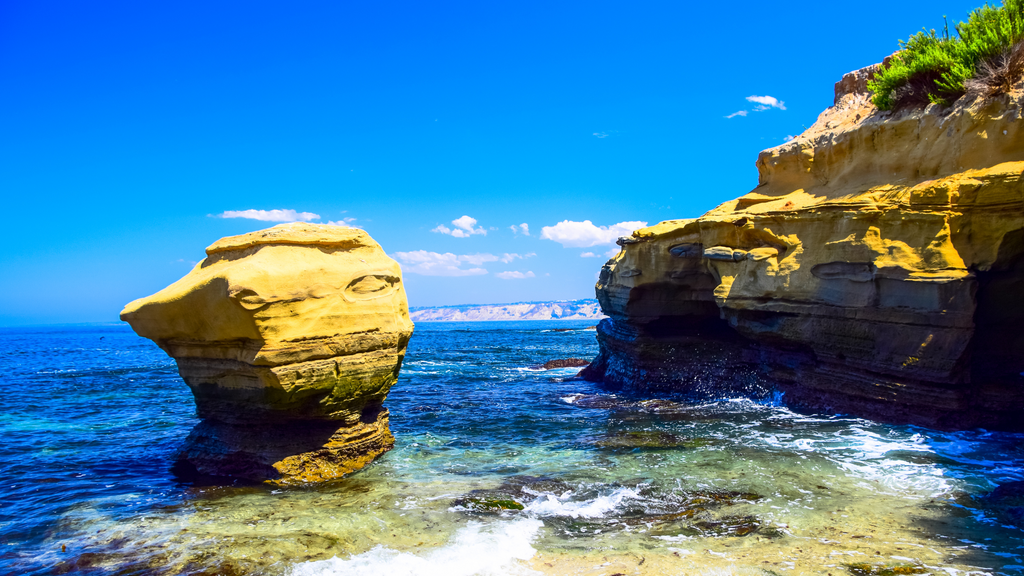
121 223 414 482
582 67 1024 430
409 299 606 321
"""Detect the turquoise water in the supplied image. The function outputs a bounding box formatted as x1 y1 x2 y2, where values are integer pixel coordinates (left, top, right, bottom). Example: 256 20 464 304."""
2 321 1024 575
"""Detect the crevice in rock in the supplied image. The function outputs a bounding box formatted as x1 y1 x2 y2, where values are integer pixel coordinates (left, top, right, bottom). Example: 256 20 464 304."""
970 228 1024 389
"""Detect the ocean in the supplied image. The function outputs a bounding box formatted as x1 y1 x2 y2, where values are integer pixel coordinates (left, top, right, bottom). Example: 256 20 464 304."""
2 321 1023 575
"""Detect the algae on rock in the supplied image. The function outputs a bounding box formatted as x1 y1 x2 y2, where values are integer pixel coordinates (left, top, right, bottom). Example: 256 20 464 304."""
121 223 414 483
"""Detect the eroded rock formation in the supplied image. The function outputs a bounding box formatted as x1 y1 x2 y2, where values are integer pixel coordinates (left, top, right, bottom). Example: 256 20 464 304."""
121 223 413 482
582 67 1024 430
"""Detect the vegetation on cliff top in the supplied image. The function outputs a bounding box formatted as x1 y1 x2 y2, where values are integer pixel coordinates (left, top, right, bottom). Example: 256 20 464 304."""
869 0 1024 110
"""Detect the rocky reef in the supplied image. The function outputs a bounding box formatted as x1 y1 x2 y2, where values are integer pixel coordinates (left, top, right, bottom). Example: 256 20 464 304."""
582 67 1024 430
121 223 413 482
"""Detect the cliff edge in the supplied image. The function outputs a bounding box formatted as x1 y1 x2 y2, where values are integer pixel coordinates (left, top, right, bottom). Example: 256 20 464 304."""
582 67 1024 430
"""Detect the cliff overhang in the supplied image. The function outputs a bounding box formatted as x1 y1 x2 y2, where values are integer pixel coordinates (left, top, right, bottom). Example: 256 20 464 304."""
582 67 1024 430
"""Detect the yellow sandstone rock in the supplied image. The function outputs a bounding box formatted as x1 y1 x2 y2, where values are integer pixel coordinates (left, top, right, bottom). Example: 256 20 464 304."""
121 223 413 482
584 67 1024 430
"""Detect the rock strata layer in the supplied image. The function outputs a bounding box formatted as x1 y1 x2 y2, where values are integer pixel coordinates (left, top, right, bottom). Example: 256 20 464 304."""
582 68 1024 430
121 223 413 482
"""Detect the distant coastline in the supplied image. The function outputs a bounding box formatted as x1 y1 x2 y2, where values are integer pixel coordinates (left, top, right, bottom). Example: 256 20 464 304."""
409 299 606 322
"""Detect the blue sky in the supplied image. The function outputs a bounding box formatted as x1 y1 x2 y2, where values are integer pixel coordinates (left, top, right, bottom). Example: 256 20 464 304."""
0 0 987 324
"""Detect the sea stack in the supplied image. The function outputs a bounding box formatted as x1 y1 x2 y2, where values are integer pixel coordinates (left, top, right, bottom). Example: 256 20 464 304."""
582 66 1024 430
121 223 414 483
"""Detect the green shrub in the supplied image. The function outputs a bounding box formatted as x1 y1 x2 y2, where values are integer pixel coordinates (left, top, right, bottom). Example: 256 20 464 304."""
868 0 1024 110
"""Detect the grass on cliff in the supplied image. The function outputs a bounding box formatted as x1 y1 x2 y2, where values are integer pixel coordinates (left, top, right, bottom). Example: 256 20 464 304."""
868 0 1024 110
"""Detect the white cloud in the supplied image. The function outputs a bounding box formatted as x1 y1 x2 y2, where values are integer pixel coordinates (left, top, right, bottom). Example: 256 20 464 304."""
459 253 499 266
726 95 786 119
783 135 795 142
746 95 786 110
583 247 620 258
391 251 489 276
499 252 535 263
540 220 647 248
214 209 320 222
496 270 535 280
593 132 609 138
452 215 487 235
433 215 487 237
326 216 362 229
392 250 537 276
510 223 530 236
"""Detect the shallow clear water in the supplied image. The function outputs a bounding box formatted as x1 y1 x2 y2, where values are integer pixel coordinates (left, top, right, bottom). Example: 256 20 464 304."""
2 321 1024 576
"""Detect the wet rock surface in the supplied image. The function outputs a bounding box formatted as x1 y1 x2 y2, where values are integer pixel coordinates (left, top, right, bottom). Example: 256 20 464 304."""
537 358 592 370
451 475 774 540
843 562 927 576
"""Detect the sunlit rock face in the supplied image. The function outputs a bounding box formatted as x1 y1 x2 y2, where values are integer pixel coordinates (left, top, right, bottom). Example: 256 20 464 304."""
583 68 1024 430
121 223 414 482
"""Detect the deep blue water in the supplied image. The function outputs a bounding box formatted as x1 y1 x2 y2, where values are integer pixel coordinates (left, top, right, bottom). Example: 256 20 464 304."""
2 322 1024 576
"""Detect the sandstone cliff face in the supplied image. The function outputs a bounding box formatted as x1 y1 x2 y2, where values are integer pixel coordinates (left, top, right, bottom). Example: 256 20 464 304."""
583 70 1024 430
121 223 413 482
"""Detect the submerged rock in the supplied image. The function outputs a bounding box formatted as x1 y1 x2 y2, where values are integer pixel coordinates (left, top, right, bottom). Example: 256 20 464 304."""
121 223 414 483
591 431 713 450
452 475 770 540
583 66 1024 430
538 358 592 369
843 563 926 576
451 497 526 512
978 480 1024 525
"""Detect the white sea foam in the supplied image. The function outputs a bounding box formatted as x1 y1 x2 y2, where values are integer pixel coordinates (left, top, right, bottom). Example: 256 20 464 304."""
522 486 639 518
288 519 543 576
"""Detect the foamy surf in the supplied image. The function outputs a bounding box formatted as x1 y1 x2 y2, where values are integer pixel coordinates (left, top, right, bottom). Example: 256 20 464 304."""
523 486 640 518
288 518 544 576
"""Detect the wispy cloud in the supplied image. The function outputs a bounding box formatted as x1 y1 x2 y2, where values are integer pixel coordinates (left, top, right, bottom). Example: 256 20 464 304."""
391 251 490 276
582 247 621 258
593 132 609 138
747 95 786 110
213 209 320 222
459 253 499 266
540 220 647 248
725 95 786 119
510 223 530 236
500 252 535 263
326 216 362 229
433 215 487 238
496 270 535 280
